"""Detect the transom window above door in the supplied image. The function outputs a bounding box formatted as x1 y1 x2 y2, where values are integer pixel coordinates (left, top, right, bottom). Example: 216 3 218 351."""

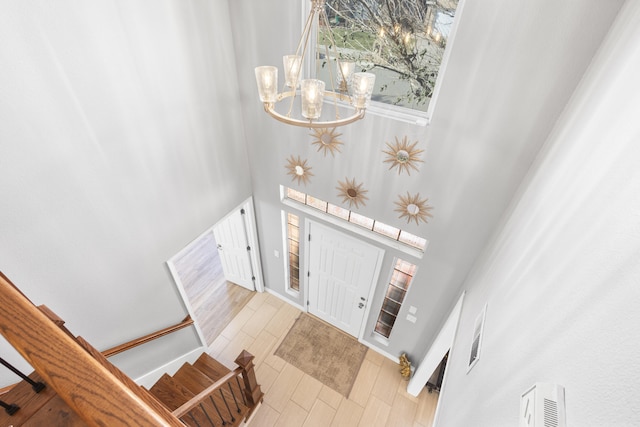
284 186 427 253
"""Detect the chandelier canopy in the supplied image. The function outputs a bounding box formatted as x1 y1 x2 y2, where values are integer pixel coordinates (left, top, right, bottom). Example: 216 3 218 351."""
254 0 376 128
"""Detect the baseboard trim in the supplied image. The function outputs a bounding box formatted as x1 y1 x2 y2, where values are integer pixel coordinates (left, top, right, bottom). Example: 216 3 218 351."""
360 338 400 363
264 287 306 311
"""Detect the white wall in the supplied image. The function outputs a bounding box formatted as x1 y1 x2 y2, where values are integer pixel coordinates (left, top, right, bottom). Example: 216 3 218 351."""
436 1 640 425
228 0 623 361
0 0 251 384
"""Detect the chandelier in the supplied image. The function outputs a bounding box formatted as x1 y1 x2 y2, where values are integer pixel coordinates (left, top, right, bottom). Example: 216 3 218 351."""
254 0 376 128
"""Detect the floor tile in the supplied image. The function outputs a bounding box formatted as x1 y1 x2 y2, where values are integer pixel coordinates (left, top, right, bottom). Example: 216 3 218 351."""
291 374 323 411
302 400 336 427
330 398 364 427
276 400 308 426
358 395 391 427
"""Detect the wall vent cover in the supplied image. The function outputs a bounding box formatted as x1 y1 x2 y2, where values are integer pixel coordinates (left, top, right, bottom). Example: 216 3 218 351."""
543 398 558 426
520 383 566 427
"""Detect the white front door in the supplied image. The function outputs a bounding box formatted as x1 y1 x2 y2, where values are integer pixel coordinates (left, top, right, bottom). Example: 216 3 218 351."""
213 209 255 291
307 221 384 337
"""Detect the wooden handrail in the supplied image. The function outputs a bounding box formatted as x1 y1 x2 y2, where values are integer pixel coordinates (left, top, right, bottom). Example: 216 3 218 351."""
102 315 194 358
172 366 243 418
0 273 184 427
0 315 195 397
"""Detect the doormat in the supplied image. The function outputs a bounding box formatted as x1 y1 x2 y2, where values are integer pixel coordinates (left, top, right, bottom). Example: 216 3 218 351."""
274 313 367 397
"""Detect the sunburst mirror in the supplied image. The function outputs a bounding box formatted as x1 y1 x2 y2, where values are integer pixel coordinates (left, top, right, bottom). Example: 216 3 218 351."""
336 177 369 209
382 136 424 175
285 155 314 185
311 128 343 157
394 192 433 225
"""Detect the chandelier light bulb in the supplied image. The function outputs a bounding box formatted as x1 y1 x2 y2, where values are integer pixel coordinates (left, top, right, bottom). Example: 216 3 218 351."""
254 66 278 103
301 79 325 119
283 55 302 88
352 72 376 109
337 60 355 91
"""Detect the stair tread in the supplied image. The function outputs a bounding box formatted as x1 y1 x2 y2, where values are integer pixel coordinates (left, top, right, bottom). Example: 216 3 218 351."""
193 352 232 381
0 372 57 426
22 394 89 427
148 373 195 410
173 362 216 394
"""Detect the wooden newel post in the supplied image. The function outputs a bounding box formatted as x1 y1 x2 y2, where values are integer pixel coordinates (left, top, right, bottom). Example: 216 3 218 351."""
235 350 263 409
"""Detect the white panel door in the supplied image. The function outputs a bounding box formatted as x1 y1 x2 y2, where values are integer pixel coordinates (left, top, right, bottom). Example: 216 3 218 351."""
308 221 383 337
213 210 255 291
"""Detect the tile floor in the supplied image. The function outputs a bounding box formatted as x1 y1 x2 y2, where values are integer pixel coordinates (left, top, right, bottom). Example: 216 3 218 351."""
208 291 439 427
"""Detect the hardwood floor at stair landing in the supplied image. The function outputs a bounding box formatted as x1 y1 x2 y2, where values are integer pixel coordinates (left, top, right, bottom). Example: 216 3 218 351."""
209 291 440 427
173 231 254 345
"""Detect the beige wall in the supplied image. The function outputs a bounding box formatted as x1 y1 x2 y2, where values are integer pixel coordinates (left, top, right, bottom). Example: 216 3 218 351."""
437 1 640 424
0 0 252 383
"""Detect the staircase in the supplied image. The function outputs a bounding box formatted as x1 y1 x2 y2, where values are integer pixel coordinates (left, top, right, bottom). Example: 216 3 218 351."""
0 272 263 426
147 352 256 427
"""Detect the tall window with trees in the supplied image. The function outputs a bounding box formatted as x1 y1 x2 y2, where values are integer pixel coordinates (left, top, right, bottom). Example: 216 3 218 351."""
317 0 460 112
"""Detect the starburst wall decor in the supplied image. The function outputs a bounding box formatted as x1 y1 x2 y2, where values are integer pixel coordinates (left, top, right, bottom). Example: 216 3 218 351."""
311 128 343 157
285 155 313 185
336 177 369 209
394 192 433 225
382 136 424 175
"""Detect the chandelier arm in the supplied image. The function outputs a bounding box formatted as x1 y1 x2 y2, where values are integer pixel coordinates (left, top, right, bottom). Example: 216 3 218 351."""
319 8 342 120
287 5 319 118
286 4 317 117
295 5 316 59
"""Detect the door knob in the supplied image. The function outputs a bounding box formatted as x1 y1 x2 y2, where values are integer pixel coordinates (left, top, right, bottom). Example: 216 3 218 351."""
358 302 364 309
217 244 222 249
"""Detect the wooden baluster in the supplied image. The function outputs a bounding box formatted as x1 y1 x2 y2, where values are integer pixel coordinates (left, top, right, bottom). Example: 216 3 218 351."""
234 350 263 412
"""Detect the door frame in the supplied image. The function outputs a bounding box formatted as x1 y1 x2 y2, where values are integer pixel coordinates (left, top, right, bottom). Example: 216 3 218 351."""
167 197 265 347
407 291 465 404
303 219 385 341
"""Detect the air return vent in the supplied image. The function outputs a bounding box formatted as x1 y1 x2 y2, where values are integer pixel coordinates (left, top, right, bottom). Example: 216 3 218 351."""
520 383 566 427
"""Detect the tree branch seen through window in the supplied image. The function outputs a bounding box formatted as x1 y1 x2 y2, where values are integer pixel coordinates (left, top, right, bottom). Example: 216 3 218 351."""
318 0 459 112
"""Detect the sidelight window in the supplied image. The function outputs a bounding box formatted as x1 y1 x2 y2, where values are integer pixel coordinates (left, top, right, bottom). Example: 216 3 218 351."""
375 258 417 338
285 212 301 292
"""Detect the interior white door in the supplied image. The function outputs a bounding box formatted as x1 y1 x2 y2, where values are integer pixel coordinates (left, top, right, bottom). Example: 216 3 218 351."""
307 221 383 337
213 209 255 291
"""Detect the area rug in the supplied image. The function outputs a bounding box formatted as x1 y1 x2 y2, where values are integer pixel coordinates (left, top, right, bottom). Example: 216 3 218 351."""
274 313 367 397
